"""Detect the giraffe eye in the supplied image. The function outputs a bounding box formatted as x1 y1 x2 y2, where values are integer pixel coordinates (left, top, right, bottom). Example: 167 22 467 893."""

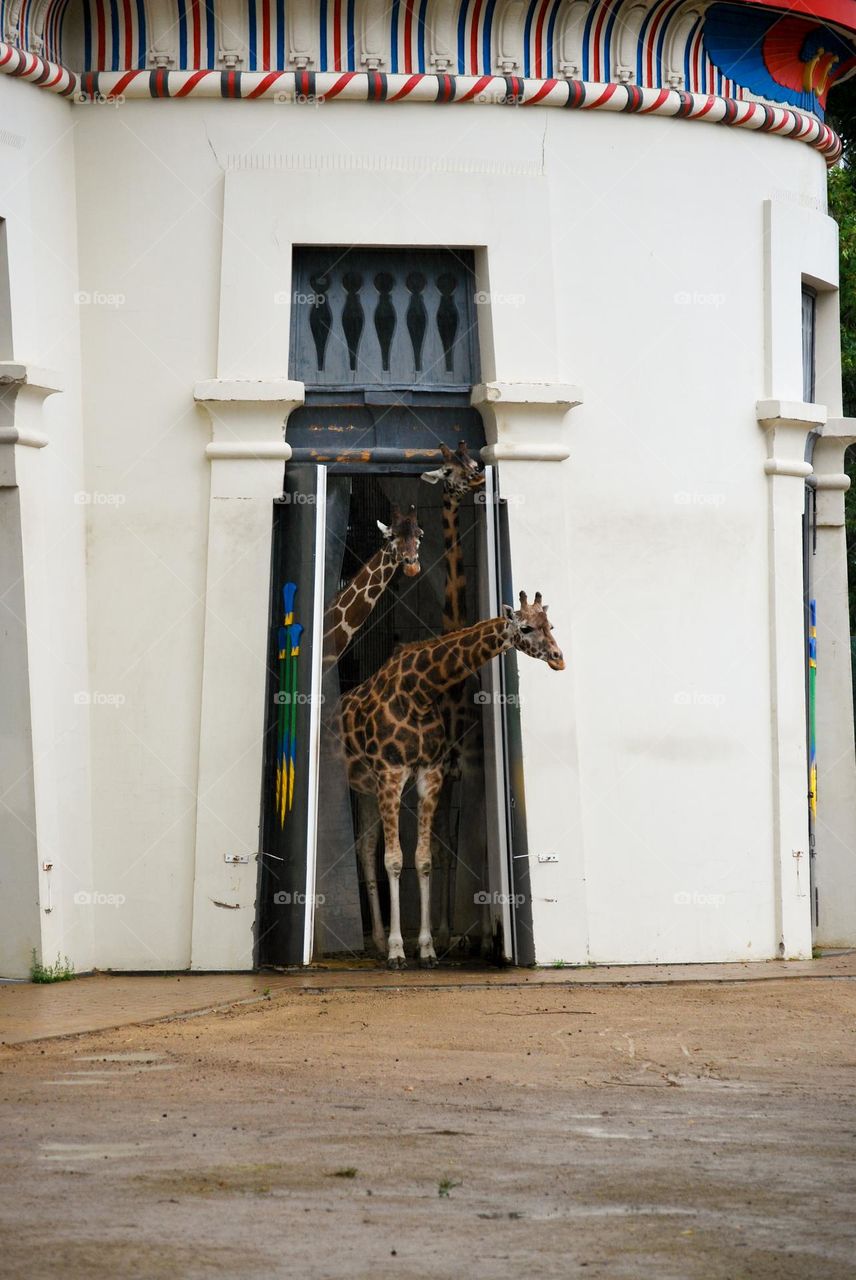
520 625 535 635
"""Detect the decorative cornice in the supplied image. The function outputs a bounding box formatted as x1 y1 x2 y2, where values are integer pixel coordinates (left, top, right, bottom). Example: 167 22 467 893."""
0 39 842 164
757 399 827 430
473 381 583 408
194 378 305 404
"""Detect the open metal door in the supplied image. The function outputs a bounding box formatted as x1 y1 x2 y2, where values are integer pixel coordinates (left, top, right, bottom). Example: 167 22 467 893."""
257 464 327 967
476 466 516 961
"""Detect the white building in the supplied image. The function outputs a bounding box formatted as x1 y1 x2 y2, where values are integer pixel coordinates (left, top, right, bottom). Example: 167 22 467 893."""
2 0 856 977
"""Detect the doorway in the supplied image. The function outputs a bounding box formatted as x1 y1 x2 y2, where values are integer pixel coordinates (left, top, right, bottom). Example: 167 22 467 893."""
256 445 526 969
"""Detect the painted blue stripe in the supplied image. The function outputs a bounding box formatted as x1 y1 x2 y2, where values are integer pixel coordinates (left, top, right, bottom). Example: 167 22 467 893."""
546 0 562 78
603 0 623 83
582 0 600 81
276 0 285 67
391 0 399 73
136 0 147 69
522 0 536 79
248 0 257 70
320 0 327 71
457 0 467 74
684 14 702 92
347 0 355 70
482 0 497 73
206 0 215 66
178 0 187 69
108 0 119 69
654 2 679 87
418 0 428 73
83 0 92 69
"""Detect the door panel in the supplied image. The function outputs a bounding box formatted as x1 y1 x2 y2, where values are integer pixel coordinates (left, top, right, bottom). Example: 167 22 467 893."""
257 464 325 967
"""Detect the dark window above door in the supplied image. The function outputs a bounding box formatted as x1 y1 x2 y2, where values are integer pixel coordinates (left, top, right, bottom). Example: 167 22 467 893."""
289 247 480 401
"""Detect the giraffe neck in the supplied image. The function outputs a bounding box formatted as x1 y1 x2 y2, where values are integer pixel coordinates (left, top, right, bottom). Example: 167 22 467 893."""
407 616 512 698
323 544 398 660
441 491 467 634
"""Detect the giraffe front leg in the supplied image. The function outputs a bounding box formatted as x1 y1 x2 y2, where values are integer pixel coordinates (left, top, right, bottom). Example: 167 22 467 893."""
355 790 386 958
376 767 409 969
415 765 445 967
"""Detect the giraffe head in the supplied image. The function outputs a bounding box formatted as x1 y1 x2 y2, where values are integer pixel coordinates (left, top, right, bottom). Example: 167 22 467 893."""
503 591 565 671
420 440 485 500
376 504 423 578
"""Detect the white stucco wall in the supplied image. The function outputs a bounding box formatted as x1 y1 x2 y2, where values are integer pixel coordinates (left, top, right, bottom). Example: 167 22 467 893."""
0 78 93 977
2 83 850 972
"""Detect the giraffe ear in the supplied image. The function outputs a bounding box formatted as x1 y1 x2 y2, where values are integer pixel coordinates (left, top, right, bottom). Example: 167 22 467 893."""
421 466 444 484
503 604 517 621
376 520 392 538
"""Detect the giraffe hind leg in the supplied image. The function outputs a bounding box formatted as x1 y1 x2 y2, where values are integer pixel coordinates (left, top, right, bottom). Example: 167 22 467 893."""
376 767 409 969
415 764 445 967
354 790 386 958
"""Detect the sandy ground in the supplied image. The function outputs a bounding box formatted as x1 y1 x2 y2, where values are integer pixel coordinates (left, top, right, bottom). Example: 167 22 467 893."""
1 975 855 1279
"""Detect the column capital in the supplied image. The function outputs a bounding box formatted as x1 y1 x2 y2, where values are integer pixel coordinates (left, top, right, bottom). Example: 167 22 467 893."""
0 363 64 485
472 381 583 463
757 399 823 481
813 419 856 526
194 378 304 462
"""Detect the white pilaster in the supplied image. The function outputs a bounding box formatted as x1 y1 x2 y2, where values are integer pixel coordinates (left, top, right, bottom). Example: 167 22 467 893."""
189 379 303 970
472 381 588 964
757 399 823 958
0 363 74 977
811 416 856 945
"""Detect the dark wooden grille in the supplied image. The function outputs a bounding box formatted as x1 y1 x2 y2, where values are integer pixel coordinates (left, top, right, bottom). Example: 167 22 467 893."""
290 248 480 392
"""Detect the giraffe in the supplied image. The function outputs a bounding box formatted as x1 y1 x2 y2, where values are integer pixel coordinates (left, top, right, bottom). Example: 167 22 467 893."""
420 441 486 949
322 503 423 671
341 591 564 967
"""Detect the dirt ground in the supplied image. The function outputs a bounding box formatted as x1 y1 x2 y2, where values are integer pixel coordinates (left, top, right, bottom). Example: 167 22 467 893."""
1 974 855 1280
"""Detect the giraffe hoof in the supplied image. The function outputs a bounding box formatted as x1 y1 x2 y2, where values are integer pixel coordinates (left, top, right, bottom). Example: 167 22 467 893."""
419 955 439 969
387 955 407 970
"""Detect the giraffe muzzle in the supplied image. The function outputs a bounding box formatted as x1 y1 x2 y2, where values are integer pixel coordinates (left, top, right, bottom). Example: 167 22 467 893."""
403 561 421 578
548 656 565 671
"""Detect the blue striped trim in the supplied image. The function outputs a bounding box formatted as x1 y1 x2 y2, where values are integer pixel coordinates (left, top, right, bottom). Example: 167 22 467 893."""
391 0 399 73
248 0 257 70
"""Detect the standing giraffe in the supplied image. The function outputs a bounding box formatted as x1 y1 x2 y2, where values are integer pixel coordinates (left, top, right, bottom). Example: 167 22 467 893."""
420 442 485 948
322 504 423 671
342 592 565 967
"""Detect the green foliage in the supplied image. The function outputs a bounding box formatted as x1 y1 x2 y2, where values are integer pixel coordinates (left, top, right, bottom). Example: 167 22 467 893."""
30 950 75 984
827 163 856 632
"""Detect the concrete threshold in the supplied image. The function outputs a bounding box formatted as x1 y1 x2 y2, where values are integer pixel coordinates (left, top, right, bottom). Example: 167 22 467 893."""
1 951 853 1046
